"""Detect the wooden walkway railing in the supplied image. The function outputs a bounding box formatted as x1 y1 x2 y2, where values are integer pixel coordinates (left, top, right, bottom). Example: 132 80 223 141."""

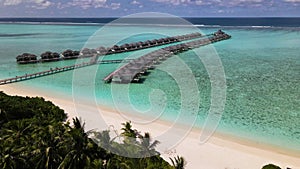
0 59 131 85
103 31 231 84
1 31 230 85
16 32 204 64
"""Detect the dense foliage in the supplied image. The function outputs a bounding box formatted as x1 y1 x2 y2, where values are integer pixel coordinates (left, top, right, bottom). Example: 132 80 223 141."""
262 164 281 169
0 92 184 169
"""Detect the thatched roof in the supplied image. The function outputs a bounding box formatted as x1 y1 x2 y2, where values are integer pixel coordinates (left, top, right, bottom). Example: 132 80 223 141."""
144 40 151 45
96 46 107 53
41 51 52 59
128 43 137 48
136 41 144 47
62 49 79 57
16 53 37 61
80 48 91 55
112 45 120 50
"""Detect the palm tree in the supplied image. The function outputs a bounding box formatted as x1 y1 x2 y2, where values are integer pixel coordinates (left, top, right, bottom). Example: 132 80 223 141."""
30 122 68 169
89 159 104 169
0 120 32 169
58 118 102 169
0 144 27 169
262 164 281 169
170 156 186 169
121 121 137 138
138 132 160 157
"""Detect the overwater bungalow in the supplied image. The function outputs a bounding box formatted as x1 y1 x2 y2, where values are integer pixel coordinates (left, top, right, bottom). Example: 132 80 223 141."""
190 32 201 38
141 54 155 61
40 51 60 62
112 67 138 83
173 35 180 41
181 43 189 48
125 43 132 50
186 41 198 48
131 59 147 67
167 46 179 52
183 34 190 39
177 35 185 41
129 65 145 73
62 49 80 59
111 45 120 52
169 37 176 42
120 43 131 51
181 35 188 40
144 40 152 47
80 48 92 57
80 48 98 57
164 37 171 43
161 47 171 52
128 43 137 49
214 30 225 36
103 30 231 84
90 49 97 55
136 41 144 48
96 46 107 54
16 53 38 64
151 39 158 45
157 38 164 44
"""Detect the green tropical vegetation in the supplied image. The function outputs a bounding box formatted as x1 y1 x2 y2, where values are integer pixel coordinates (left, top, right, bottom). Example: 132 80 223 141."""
262 164 281 169
0 92 185 169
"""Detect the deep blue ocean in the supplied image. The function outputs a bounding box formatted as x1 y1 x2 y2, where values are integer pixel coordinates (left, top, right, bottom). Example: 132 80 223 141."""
0 17 299 154
1 17 300 27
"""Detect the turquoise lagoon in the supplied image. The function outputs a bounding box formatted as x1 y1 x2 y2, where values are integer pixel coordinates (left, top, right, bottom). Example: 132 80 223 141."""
0 23 299 153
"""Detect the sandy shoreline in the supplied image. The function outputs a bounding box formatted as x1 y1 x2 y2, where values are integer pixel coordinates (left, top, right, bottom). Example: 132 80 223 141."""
1 84 300 169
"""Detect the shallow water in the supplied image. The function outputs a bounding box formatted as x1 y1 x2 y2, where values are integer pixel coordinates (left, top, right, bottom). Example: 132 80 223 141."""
0 23 299 152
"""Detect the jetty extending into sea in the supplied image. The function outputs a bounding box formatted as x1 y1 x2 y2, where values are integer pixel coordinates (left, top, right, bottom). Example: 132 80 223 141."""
103 30 231 84
0 30 231 85
15 32 203 64
0 59 132 85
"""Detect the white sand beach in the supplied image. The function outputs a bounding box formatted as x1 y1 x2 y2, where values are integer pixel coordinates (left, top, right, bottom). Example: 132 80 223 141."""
1 84 300 169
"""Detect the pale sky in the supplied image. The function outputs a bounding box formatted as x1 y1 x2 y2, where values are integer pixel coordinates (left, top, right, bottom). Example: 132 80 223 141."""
0 0 299 17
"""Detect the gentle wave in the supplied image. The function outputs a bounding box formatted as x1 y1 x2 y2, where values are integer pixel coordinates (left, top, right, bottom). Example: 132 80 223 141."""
0 33 46 37
1 21 300 30
251 25 272 28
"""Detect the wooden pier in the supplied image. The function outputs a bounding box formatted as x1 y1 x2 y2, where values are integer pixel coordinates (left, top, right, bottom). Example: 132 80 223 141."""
103 30 231 84
0 59 131 85
1 30 231 86
16 32 204 64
